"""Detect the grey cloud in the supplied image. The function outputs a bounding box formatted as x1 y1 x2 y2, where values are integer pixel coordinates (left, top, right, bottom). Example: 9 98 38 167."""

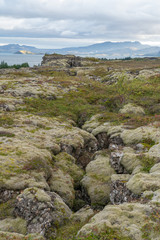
0 0 160 47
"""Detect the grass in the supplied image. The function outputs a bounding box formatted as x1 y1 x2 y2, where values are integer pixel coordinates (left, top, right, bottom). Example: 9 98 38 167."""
23 74 160 128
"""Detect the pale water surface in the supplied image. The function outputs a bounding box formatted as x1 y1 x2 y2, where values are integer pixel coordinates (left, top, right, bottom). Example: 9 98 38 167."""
0 53 43 67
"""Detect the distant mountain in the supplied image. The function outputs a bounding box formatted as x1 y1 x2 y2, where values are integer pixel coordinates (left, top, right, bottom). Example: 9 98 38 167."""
1 42 160 59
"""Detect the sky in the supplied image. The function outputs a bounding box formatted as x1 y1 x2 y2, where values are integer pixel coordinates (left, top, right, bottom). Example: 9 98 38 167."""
0 0 160 49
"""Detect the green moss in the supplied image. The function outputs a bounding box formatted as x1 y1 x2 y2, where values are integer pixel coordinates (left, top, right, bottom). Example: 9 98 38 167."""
138 155 155 173
0 115 14 127
142 138 155 150
0 151 8 156
0 132 15 137
0 199 15 219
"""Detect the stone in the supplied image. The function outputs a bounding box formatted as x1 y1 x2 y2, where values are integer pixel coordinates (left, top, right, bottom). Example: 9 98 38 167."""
0 140 52 191
147 143 160 160
120 151 141 173
82 114 102 133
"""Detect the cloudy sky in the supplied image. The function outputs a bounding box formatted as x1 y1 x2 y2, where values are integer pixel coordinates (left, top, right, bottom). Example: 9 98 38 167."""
0 0 160 48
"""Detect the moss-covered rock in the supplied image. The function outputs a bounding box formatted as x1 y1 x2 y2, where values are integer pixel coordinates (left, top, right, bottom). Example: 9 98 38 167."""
121 151 141 173
70 205 94 223
78 203 158 240
81 152 115 208
119 103 145 115
127 172 160 194
121 126 160 145
0 140 52 190
49 168 75 208
53 152 84 188
14 187 72 235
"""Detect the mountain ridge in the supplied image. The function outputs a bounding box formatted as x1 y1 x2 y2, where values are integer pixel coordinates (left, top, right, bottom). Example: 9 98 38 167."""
1 41 160 58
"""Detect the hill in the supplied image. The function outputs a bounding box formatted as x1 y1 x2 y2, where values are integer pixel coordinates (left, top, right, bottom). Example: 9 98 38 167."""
1 41 160 58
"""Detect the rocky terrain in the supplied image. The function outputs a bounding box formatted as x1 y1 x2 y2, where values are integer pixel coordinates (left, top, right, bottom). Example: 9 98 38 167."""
0 55 160 239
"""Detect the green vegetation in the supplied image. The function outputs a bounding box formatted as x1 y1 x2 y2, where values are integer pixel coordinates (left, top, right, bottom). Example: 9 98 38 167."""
0 199 15 219
0 115 14 127
141 207 160 240
51 224 132 240
0 131 15 137
138 155 155 173
0 61 29 69
24 71 160 127
142 138 155 150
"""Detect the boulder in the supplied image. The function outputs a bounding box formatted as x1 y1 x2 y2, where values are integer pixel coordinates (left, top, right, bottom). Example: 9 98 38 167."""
49 168 75 208
81 152 115 208
14 187 72 236
127 172 160 195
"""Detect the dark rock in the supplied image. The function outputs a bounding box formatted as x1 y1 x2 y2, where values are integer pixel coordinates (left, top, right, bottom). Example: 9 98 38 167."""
110 151 126 174
0 190 18 203
14 190 71 236
96 132 109 149
109 135 124 145
61 138 98 169
110 180 139 205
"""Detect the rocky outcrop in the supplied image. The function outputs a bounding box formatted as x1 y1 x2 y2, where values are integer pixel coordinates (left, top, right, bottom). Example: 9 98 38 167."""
14 187 72 236
41 54 82 68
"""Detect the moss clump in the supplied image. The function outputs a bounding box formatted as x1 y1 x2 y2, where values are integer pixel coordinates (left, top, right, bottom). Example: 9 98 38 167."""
142 138 155 150
138 155 155 173
0 199 15 219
